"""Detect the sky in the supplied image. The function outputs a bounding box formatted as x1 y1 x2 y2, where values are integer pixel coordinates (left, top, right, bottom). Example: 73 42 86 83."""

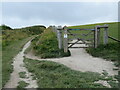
1 1 119 28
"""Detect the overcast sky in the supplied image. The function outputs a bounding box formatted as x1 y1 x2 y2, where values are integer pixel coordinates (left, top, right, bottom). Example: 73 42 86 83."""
1 2 118 28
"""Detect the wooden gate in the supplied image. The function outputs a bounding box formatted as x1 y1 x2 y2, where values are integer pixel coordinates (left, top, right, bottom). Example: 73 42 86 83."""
63 26 95 52
53 24 109 53
67 28 95 48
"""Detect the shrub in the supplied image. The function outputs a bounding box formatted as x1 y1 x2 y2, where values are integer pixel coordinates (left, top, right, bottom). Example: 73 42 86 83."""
22 25 46 35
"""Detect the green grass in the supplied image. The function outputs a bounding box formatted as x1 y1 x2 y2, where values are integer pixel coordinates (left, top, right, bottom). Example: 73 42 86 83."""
68 22 119 43
17 81 29 89
19 72 26 78
86 42 119 62
23 58 119 88
2 37 33 87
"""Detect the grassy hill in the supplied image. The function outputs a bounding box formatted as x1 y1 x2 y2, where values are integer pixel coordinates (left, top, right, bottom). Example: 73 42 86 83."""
68 22 119 43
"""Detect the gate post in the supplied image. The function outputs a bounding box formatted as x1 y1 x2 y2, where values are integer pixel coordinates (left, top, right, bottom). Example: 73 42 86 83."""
57 26 63 49
103 24 108 45
63 26 68 53
94 26 98 48
97 28 100 45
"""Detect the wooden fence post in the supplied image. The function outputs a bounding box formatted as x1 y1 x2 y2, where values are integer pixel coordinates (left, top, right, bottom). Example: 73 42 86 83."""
103 26 108 45
57 26 63 49
94 26 98 48
97 28 100 45
63 26 68 53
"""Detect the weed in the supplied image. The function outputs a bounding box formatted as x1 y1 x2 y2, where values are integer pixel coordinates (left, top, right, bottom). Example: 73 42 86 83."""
19 72 26 78
17 81 29 89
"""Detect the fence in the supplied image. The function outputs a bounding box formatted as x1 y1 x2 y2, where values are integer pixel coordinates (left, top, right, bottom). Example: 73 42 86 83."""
52 24 111 53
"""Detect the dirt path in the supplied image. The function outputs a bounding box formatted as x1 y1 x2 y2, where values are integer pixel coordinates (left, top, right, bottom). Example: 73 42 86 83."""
4 40 38 88
4 39 118 88
25 40 118 76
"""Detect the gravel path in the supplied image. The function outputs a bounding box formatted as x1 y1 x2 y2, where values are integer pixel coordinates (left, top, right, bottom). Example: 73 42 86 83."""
4 40 38 88
25 40 118 76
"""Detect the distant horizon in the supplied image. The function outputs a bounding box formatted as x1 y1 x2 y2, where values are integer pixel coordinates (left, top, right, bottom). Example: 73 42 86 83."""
1 21 119 29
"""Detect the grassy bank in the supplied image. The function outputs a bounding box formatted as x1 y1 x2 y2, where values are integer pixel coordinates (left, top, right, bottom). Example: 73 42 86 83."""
24 58 118 88
31 27 70 58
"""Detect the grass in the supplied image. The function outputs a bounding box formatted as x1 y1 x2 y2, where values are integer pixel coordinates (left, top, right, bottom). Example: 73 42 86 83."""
23 58 119 88
19 72 26 78
86 42 119 62
2 37 33 87
17 81 29 89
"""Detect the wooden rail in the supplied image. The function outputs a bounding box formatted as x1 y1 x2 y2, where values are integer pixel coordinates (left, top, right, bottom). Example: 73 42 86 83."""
108 36 120 42
68 28 95 31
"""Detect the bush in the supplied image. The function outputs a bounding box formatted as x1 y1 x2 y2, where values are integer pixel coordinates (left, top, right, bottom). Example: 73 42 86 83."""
22 25 46 35
32 28 70 58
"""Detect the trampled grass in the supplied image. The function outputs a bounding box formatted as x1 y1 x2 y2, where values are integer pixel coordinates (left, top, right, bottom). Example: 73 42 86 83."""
24 58 119 88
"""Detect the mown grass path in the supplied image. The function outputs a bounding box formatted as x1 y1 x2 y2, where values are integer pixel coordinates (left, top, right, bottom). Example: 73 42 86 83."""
4 40 38 88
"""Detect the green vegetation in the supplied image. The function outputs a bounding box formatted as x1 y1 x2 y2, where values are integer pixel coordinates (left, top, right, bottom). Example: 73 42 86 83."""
86 43 119 62
21 25 46 35
19 72 26 78
31 27 70 58
2 25 46 87
17 81 29 89
24 58 118 88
